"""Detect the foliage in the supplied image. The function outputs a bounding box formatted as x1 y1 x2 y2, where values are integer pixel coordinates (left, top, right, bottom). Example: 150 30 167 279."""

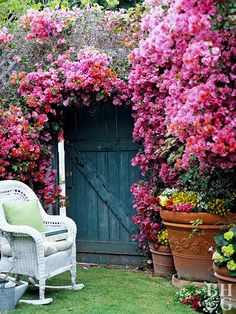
129 0 236 246
213 227 236 276
176 285 221 313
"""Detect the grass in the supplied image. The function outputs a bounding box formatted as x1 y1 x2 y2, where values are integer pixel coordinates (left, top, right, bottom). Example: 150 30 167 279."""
14 267 194 314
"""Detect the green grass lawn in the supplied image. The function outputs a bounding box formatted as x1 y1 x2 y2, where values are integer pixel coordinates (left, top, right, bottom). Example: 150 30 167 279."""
14 267 194 314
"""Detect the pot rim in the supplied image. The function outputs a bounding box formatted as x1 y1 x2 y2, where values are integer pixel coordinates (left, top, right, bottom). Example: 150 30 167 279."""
213 264 236 282
149 244 172 254
160 210 236 225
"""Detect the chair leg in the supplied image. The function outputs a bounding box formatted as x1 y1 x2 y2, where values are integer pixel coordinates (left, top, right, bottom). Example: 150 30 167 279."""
39 278 46 300
70 264 77 288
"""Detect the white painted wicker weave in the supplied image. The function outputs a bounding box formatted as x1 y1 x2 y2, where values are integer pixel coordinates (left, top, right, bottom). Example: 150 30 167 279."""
0 180 82 302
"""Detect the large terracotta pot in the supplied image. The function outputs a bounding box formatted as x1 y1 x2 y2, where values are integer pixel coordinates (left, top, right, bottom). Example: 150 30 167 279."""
160 210 236 282
149 244 175 277
214 265 236 313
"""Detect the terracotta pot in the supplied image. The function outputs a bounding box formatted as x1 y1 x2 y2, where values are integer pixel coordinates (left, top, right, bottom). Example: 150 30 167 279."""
214 265 236 313
160 210 236 282
172 274 207 289
149 244 175 277
214 265 236 301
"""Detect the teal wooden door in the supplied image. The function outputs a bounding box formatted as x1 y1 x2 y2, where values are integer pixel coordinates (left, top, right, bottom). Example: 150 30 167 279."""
64 103 142 265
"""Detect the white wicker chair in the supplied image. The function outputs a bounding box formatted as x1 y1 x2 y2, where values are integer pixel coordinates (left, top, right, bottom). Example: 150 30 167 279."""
0 180 84 304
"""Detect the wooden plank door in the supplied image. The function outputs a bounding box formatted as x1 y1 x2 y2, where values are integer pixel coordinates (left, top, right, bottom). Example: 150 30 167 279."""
64 103 143 265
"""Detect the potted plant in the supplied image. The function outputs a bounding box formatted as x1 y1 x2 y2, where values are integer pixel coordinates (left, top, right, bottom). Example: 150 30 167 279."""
159 185 236 283
213 227 236 312
149 228 175 277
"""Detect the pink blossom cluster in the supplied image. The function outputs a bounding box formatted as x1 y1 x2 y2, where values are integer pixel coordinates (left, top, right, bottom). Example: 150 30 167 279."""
0 27 13 47
18 47 129 111
173 203 193 213
21 9 78 42
0 104 61 204
131 180 161 249
105 9 128 31
18 68 64 115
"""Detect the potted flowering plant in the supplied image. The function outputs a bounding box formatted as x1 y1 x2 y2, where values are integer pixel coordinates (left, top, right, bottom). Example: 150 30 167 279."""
149 228 175 277
159 187 236 283
213 228 236 310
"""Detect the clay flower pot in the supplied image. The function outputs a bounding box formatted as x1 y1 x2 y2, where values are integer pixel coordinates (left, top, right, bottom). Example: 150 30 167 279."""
149 244 175 277
160 210 236 282
214 265 236 313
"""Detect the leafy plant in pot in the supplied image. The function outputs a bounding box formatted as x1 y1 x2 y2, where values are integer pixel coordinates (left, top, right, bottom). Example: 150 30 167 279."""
149 228 175 277
213 227 236 312
159 171 236 283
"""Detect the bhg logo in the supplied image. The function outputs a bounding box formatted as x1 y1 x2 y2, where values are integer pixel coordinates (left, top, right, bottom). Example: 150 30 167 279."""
207 283 234 311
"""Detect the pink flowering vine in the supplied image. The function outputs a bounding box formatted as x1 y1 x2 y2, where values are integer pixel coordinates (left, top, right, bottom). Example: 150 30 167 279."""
129 0 236 246
0 104 61 203
21 9 78 43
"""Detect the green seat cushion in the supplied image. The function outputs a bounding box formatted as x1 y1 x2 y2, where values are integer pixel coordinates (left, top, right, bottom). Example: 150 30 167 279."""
2 199 46 232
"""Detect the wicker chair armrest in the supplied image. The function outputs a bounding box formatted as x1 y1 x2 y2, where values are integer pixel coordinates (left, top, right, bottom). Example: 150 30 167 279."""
0 224 45 259
0 224 43 242
43 215 76 238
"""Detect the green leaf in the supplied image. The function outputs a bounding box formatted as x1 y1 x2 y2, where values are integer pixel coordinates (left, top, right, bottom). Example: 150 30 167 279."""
230 270 236 277
214 234 228 246
12 164 18 172
222 255 231 262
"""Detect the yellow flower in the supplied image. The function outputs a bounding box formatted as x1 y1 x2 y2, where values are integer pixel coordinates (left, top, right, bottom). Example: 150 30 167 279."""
224 231 234 241
227 260 236 271
171 191 197 207
208 199 229 216
157 229 169 246
159 195 168 207
222 244 235 257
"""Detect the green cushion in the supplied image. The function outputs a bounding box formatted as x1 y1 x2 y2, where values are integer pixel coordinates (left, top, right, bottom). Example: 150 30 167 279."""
2 199 46 232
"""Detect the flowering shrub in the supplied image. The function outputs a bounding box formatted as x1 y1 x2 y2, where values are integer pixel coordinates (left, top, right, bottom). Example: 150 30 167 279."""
176 285 221 313
17 47 128 111
129 0 236 248
1 6 131 99
0 6 129 205
0 103 61 203
213 227 236 275
131 180 161 250
130 0 236 173
21 8 81 43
